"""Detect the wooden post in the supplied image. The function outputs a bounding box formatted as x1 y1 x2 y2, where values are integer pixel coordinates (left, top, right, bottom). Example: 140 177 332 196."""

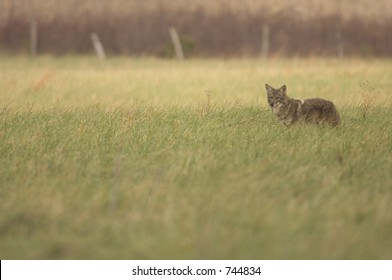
336 25 344 59
30 19 38 56
168 27 185 60
261 24 270 59
90 32 106 60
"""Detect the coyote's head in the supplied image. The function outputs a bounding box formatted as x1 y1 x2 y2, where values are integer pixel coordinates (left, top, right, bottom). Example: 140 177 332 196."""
265 84 288 110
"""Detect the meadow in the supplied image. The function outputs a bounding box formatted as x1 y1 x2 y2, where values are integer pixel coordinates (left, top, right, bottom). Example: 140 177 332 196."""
0 56 391 259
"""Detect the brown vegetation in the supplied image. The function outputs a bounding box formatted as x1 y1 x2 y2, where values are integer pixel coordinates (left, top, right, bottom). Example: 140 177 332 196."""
1 0 392 57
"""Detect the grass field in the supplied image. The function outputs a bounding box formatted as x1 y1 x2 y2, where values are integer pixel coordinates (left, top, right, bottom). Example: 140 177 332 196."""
0 56 391 259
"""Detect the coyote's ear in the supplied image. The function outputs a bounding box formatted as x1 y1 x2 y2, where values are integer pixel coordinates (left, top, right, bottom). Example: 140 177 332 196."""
279 85 287 94
265 84 273 93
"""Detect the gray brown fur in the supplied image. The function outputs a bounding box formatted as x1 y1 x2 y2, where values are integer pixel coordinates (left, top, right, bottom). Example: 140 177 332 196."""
265 84 340 126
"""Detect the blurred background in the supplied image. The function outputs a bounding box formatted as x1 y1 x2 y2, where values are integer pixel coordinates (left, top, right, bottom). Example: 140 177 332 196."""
1 0 392 58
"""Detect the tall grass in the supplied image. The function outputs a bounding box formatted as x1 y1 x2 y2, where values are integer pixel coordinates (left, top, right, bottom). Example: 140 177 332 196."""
0 56 391 259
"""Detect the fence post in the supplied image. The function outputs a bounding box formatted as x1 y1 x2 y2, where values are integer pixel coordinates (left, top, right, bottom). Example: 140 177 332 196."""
261 24 270 59
30 19 38 56
336 25 344 59
168 27 185 60
90 32 106 60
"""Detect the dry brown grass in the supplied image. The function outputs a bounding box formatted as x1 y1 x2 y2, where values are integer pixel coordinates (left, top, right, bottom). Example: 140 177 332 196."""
1 0 392 56
2 0 392 22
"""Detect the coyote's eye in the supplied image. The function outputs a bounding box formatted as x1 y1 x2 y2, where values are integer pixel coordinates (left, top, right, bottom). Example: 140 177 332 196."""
267 95 274 106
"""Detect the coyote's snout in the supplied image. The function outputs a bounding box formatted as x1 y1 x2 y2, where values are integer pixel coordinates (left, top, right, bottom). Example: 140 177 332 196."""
265 84 340 126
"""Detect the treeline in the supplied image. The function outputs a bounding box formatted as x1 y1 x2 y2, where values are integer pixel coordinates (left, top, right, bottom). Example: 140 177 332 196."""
1 0 391 57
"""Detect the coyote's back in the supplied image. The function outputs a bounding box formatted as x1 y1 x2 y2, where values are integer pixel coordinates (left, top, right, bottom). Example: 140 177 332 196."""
265 84 340 126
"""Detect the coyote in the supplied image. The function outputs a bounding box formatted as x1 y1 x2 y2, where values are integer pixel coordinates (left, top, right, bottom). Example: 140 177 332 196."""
265 84 340 126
